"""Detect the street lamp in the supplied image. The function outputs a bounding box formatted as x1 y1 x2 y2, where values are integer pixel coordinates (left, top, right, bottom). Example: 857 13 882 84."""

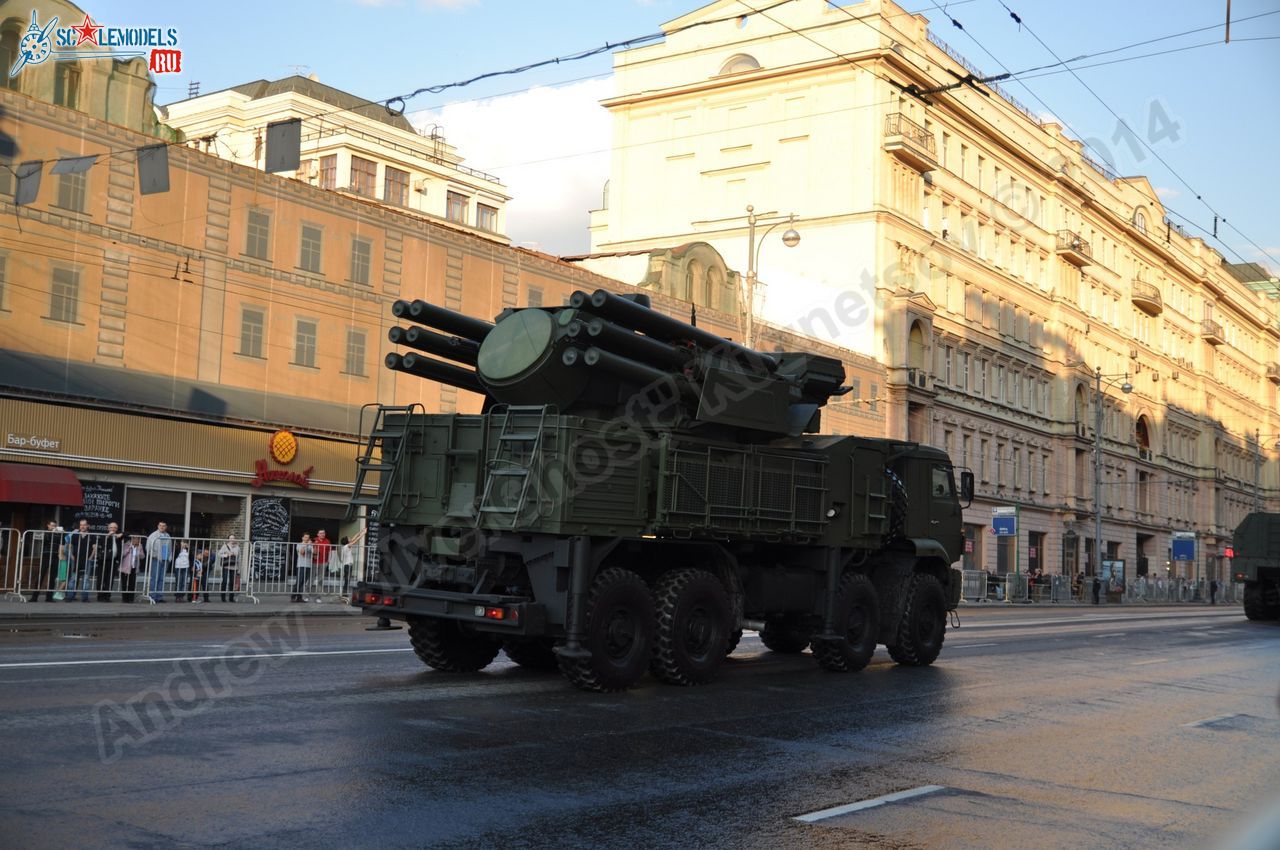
1088 366 1132 585
742 204 800 349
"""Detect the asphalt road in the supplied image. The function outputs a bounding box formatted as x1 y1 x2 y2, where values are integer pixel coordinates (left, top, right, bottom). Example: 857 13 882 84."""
0 606 1277 849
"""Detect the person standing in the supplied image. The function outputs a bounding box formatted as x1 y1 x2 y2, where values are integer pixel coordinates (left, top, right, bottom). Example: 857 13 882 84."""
313 529 333 601
173 542 191 602
118 534 144 604
339 536 354 597
63 519 97 603
28 521 61 602
97 522 124 602
217 535 241 603
1209 578 1219 605
292 533 313 603
146 520 173 603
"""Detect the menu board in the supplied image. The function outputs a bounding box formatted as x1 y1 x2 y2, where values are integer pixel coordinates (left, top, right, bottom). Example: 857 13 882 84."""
249 497 290 581
73 482 124 533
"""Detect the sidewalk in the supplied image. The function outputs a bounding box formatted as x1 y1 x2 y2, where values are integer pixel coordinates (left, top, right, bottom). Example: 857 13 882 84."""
0 597 363 620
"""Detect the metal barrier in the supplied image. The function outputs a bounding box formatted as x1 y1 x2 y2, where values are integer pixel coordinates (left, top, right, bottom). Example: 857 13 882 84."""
1 527 21 601
961 570 986 602
242 539 367 604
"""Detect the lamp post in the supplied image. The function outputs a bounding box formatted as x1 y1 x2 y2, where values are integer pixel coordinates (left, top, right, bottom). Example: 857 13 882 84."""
742 204 800 349
1091 367 1132 586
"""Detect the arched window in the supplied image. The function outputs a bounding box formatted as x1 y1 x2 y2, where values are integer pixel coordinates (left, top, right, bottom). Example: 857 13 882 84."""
1074 385 1089 426
55 61 82 110
1136 416 1152 458
907 321 926 371
705 266 723 309
1133 208 1147 234
718 53 761 76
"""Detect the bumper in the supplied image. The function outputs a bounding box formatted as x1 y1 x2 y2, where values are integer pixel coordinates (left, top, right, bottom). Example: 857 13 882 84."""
353 582 547 635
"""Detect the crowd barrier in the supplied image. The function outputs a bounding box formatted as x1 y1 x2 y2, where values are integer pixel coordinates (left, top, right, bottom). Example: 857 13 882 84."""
6 529 373 605
959 568 1241 607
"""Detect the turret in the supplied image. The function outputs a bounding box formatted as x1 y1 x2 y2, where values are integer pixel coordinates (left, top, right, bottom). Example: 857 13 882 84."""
385 290 850 437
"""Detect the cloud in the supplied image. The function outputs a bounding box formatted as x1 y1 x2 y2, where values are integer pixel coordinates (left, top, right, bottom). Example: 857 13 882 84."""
410 78 613 256
1155 186 1179 200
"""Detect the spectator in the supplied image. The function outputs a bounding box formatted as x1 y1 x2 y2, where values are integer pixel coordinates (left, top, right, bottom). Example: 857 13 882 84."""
173 541 191 602
97 522 124 602
52 526 67 601
218 535 241 603
292 533 314 603
64 519 97 603
119 534 144 604
339 536 354 597
28 521 60 602
146 521 173 603
1092 575 1102 605
1209 578 1218 605
192 547 212 603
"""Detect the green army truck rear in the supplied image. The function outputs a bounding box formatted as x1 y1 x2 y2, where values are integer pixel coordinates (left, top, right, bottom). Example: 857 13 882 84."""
351 289 973 691
1231 512 1280 621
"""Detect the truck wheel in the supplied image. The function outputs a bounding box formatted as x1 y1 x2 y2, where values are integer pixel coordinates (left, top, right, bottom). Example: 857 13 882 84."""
887 573 947 666
759 618 813 654
503 638 560 670
1243 585 1267 621
651 568 732 686
726 629 743 656
812 573 879 672
558 567 655 692
407 616 501 673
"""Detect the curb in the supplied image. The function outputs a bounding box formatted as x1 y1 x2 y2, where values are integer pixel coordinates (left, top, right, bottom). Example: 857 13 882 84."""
0 602 364 622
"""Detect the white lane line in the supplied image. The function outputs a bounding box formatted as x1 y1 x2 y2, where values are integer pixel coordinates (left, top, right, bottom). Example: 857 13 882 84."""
1184 713 1239 728
1093 632 1127 639
0 674 144 683
1130 658 1169 666
950 643 998 649
0 647 414 670
795 785 946 823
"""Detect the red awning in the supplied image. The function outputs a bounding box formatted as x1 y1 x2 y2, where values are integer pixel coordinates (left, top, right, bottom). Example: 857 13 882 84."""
0 463 84 506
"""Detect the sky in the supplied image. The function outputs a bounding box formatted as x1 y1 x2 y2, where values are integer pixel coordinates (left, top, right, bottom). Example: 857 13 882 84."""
79 0 1280 268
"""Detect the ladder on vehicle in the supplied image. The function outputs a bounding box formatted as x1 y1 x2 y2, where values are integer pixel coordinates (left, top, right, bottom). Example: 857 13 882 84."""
475 405 552 529
346 403 424 522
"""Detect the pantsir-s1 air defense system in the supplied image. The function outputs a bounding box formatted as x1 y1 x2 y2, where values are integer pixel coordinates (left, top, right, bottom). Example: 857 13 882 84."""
351 290 973 691
1230 512 1280 621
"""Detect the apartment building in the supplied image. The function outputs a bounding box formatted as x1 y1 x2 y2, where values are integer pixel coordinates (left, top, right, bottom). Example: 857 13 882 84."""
163 75 510 238
588 0 1280 582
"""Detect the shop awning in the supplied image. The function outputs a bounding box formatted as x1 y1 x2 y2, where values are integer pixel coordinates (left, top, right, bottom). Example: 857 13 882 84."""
0 463 83 506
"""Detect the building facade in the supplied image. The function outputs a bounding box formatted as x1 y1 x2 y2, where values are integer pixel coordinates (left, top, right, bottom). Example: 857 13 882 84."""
162 76 510 239
588 0 1280 583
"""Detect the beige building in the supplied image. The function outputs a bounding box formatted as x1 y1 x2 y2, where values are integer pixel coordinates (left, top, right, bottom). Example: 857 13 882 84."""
588 0 1280 583
163 75 510 238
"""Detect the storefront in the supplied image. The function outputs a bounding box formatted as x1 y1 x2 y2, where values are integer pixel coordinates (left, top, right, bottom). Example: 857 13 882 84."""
1 398 366 548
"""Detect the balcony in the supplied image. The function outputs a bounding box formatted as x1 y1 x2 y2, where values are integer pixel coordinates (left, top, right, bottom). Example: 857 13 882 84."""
1268 363 1280 384
906 367 934 391
1200 319 1225 345
1056 230 1092 266
1131 280 1163 316
883 113 938 173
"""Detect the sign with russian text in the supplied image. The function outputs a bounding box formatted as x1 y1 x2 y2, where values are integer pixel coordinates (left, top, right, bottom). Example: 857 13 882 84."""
1172 531 1196 561
991 506 1017 537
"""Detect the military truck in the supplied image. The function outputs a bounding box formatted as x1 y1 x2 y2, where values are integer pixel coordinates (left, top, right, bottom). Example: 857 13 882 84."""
1230 512 1280 621
350 289 973 691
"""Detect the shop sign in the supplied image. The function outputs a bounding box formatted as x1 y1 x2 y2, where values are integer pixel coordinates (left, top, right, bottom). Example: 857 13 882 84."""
6 432 62 452
251 430 313 489
991 506 1017 537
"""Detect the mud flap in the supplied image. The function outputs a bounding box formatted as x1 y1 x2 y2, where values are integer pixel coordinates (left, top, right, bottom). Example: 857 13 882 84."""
946 567 962 611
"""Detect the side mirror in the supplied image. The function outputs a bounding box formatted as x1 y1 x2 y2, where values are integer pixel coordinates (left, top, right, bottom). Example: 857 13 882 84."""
959 470 975 506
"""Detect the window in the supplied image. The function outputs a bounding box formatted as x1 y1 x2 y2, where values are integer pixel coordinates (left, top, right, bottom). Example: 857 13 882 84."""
528 286 544 308
57 170 86 212
384 166 408 206
350 237 371 285
299 225 322 273
446 191 467 223
476 203 498 232
319 155 337 190
344 328 366 376
54 63 80 109
931 467 954 497
350 156 376 196
294 319 317 367
50 267 79 323
869 383 879 412
718 53 761 75
245 209 270 260
0 26 19 91
240 307 264 358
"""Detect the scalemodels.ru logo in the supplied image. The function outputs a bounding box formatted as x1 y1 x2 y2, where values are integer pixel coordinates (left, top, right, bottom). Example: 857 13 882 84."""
7 10 182 78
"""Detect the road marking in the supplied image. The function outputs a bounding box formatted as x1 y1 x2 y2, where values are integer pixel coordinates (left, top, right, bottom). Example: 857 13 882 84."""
1184 713 1240 728
795 785 946 823
1093 632 1127 639
0 674 143 683
951 643 997 649
1130 658 1169 666
0 647 414 670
